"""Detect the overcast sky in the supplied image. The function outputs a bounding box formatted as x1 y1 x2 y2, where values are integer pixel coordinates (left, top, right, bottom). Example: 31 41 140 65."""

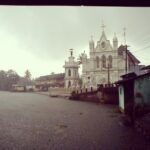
0 6 150 78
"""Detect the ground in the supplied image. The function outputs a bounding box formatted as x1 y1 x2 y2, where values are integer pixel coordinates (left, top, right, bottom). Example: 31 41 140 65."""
0 91 149 150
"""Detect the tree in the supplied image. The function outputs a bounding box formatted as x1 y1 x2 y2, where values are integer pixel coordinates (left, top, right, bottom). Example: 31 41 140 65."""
24 69 31 80
0 70 7 90
0 69 20 90
6 69 20 90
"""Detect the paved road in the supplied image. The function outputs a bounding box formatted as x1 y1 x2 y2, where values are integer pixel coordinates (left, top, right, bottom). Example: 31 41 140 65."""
0 91 149 150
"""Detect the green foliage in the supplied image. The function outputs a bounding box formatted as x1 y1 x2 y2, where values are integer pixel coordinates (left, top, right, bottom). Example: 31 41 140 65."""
24 69 31 80
0 69 20 90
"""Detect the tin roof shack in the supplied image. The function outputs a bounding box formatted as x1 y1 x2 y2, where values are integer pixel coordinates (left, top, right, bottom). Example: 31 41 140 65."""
116 72 136 113
134 72 150 114
116 72 150 117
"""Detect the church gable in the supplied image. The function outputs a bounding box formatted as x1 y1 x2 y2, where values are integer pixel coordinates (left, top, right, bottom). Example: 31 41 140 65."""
95 37 113 52
99 31 107 42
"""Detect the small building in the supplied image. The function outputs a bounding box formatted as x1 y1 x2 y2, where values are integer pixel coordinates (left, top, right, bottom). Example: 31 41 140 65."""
63 49 80 89
12 84 25 92
12 77 35 92
35 73 64 91
116 71 150 115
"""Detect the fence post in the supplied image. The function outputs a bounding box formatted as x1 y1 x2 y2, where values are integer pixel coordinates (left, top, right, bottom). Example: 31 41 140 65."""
91 87 93 92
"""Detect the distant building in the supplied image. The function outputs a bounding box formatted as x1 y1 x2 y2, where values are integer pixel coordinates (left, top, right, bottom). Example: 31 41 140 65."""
35 73 65 91
12 77 35 92
63 49 80 89
12 85 25 92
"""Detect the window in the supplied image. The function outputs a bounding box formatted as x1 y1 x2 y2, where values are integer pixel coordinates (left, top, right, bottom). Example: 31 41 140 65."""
68 81 71 88
101 41 106 48
108 55 112 68
96 56 100 68
102 55 106 68
120 87 122 94
68 69 71 76
74 70 77 77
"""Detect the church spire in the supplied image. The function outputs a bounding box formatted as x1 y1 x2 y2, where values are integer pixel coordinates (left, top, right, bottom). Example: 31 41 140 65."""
101 22 106 32
89 35 95 52
113 32 118 50
123 27 126 45
113 32 118 41
99 21 107 42
101 20 106 36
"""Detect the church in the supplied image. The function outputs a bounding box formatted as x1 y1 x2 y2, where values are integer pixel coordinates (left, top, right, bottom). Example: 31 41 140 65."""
64 24 142 89
78 24 141 89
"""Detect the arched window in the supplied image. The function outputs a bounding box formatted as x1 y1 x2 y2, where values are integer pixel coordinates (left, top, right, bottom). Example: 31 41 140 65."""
68 81 71 88
74 70 76 77
102 55 106 68
108 55 113 68
96 56 100 68
68 69 71 76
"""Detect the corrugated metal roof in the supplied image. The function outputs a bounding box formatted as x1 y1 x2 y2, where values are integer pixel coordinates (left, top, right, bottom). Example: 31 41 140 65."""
118 45 140 64
36 73 65 81
116 72 150 84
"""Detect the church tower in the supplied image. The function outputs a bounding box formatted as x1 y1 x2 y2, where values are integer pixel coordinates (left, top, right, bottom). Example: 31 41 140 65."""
63 49 80 89
113 33 118 50
89 36 95 52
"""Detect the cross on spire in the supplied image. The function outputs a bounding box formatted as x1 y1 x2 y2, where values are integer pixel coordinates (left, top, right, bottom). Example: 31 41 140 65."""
69 48 73 56
101 21 106 31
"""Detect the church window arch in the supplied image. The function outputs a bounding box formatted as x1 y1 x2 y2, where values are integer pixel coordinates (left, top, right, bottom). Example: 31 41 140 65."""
68 81 71 88
68 69 71 76
102 55 106 68
96 56 100 68
108 55 113 68
74 70 76 76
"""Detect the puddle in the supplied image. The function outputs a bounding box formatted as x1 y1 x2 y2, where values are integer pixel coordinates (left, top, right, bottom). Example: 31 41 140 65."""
54 124 68 135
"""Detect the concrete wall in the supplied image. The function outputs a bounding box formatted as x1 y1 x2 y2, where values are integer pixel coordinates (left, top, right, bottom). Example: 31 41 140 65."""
49 87 72 97
118 85 125 111
134 75 150 106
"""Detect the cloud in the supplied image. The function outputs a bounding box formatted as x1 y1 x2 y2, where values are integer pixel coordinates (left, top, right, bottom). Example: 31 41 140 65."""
0 6 150 77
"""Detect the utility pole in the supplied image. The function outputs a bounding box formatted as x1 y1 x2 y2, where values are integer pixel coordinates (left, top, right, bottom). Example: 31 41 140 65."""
125 45 130 74
123 27 128 74
125 45 128 74
107 63 110 85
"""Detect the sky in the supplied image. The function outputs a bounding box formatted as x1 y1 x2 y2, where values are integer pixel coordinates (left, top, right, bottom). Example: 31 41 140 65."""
0 6 150 78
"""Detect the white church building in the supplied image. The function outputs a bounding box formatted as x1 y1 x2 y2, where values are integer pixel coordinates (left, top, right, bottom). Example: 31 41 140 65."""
64 25 141 89
63 49 80 89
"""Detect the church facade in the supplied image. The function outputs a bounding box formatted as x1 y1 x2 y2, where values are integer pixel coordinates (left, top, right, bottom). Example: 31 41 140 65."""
79 26 140 89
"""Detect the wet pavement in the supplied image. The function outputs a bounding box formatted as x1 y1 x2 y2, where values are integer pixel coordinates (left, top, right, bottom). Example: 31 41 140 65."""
0 91 149 150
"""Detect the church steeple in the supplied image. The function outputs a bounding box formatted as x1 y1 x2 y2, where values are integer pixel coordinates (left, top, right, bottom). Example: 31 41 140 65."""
100 22 107 42
89 35 95 52
113 33 118 50
101 22 106 33
63 49 80 89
